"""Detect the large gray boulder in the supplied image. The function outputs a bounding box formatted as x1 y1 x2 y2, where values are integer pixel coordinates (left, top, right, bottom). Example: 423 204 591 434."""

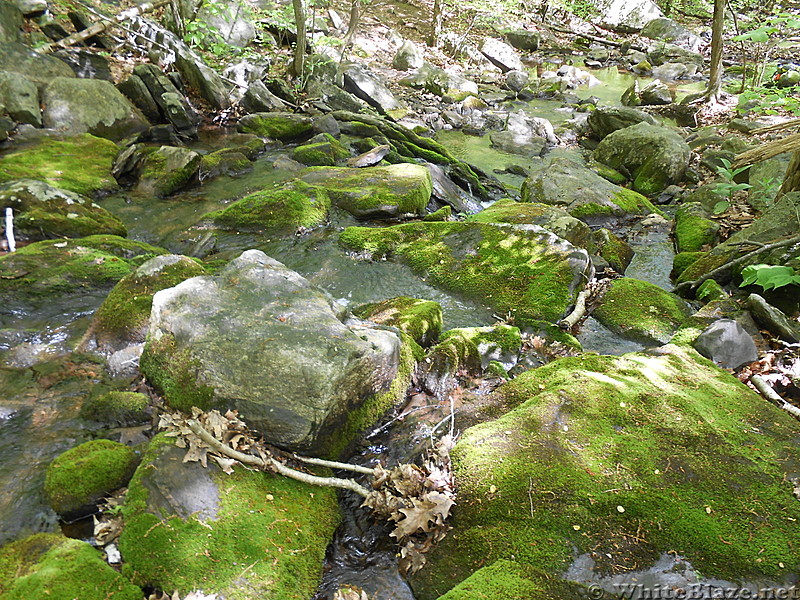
593 122 690 195
641 17 703 51
197 0 255 47
587 105 658 139
42 77 149 140
342 63 406 117
141 250 403 452
393 40 424 71
480 37 523 72
399 63 478 100
694 319 758 369
593 0 664 31
647 41 704 68
0 70 40 126
0 42 75 89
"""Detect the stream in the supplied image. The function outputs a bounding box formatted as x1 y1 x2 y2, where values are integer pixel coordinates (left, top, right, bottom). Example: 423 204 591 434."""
0 64 703 595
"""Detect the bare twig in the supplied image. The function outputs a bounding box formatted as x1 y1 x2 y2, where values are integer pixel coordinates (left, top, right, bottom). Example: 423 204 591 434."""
291 454 375 475
558 288 590 330
749 374 800 419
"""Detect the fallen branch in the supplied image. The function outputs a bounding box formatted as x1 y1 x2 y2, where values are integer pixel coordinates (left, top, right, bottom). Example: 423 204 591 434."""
558 289 589 331
36 0 172 54
546 23 647 52
749 374 800 419
674 234 800 294
746 118 800 135
732 131 800 170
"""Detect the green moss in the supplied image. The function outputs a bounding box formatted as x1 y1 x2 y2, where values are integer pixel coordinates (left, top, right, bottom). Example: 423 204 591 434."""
44 439 139 517
593 277 690 344
0 235 165 309
325 332 419 459
204 181 330 233
0 134 119 196
592 228 634 273
672 251 706 279
137 147 200 197
353 296 443 347
423 205 452 221
468 199 550 225
139 332 216 413
0 534 142 600
696 279 726 303
291 134 350 166
340 222 582 324
91 256 206 349
401 141 453 165
676 250 733 286
411 346 800 598
669 324 704 346
119 434 341 597
588 160 627 185
237 112 313 141
80 391 150 425
436 560 545 599
199 148 251 177
613 188 662 216
674 203 719 252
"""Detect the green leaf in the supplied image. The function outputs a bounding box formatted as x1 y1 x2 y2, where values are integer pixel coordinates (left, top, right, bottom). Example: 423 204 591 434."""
713 200 730 214
740 264 800 290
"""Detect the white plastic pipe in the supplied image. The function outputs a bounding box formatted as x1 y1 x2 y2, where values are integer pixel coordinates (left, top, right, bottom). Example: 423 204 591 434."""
4 208 15 253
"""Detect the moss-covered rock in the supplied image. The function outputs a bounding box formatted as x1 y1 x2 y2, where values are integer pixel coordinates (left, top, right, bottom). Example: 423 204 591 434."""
353 296 443 347
44 439 139 518
0 179 126 242
0 134 119 196
674 202 719 252
594 122 691 196
340 221 589 324
0 235 165 312
591 227 634 272
672 251 706 279
199 148 252 178
86 254 206 353
80 391 150 426
203 181 330 233
135 145 201 197
593 277 691 344
299 163 432 220
0 533 142 600
291 133 350 166
423 205 452 221
119 434 340 598
695 278 727 303
237 111 314 141
410 345 800 598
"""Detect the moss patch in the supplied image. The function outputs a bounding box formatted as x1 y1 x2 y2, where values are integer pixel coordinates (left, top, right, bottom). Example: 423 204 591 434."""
353 296 443 347
80 391 150 426
672 251 706 279
0 134 119 196
119 434 340 598
411 346 800 598
674 203 719 253
292 134 350 166
237 112 313 141
203 181 330 233
339 221 584 324
593 277 690 344
44 439 139 517
0 533 142 600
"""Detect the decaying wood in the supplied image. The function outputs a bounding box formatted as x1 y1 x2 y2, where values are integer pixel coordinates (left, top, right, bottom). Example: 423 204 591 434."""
745 118 800 135
558 289 589 330
36 0 172 54
674 233 800 294
777 150 800 197
732 131 800 169
749 374 800 418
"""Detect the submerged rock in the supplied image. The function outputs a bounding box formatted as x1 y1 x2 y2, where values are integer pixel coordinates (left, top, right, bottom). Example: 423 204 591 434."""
140 250 407 454
340 221 591 324
410 344 800 597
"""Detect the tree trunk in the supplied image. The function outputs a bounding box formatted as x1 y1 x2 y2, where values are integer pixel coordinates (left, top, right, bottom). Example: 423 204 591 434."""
291 0 306 78
429 0 443 47
705 0 725 100
778 151 800 197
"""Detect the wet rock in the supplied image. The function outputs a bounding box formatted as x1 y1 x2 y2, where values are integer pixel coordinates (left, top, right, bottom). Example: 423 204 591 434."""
594 0 663 31
425 163 483 215
118 434 339 597
0 133 119 196
393 40 424 70
592 227 635 272
480 37 523 72
0 70 40 126
238 111 314 141
299 163 432 220
354 296 442 347
240 79 287 112
140 250 403 452
0 2 22 43
593 122 690 195
348 144 391 168
134 145 200 197
0 534 143 599
651 61 691 81
694 319 758 368
748 294 800 343
54 48 112 80
521 154 660 223
0 42 75 89
342 63 406 118
42 77 149 140
587 105 659 139
44 439 138 519
340 221 591 324
0 179 126 242
640 17 703 51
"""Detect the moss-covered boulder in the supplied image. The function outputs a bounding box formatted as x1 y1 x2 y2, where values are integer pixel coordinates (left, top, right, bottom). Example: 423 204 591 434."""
586 105 658 139
468 199 595 252
199 147 252 178
135 145 201 197
410 345 800 598
0 533 142 600
202 181 330 233
593 122 691 196
0 42 76 90
119 434 340 599
0 179 126 242
41 77 148 141
140 250 406 454
353 296 443 347
237 111 314 141
292 133 350 166
85 254 206 353
520 155 660 224
0 235 165 313
591 227 635 272
80 391 150 426
340 221 590 324
593 277 691 344
0 134 119 196
674 202 719 252
299 163 432 220
44 439 139 518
